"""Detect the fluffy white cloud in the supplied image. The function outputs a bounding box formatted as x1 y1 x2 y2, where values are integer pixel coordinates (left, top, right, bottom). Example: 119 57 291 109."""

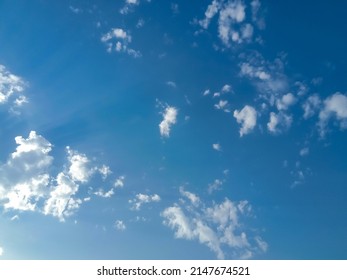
0 131 114 221
101 28 141 57
43 172 81 221
114 220 126 231
129 193 161 210
162 189 266 259
233 105 257 136
203 89 211 96
240 62 270 81
66 147 95 183
199 0 262 46
212 143 222 152
276 93 296 111
0 246 3 256
120 0 140 14
0 65 27 109
303 94 321 119
267 111 292 134
159 106 178 137
319 93 347 136
94 187 114 198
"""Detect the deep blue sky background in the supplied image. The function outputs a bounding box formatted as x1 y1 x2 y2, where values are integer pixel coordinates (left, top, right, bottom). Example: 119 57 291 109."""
0 0 346 259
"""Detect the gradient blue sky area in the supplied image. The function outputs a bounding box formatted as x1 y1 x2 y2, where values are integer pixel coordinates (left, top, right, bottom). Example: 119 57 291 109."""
0 0 346 260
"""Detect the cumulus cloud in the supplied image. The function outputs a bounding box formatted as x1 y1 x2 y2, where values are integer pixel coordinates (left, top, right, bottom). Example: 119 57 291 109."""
101 28 141 57
233 105 257 136
267 111 292 134
199 0 220 29
221 84 232 93
0 131 114 221
120 0 140 14
179 186 200 207
318 93 347 136
114 176 125 188
276 93 296 111
0 65 27 110
129 193 161 210
114 220 126 231
162 189 267 259
159 106 178 137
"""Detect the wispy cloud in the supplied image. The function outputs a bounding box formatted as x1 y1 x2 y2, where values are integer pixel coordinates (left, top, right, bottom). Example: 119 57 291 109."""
129 193 161 210
114 220 126 231
162 188 266 259
267 111 292 134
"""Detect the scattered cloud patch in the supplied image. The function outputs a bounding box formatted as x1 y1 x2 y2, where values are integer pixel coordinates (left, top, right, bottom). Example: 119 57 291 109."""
120 0 140 14
203 89 211 96
129 193 161 210
221 84 232 93
276 93 296 111
214 100 229 112
159 105 178 138
179 186 200 207
114 220 126 231
101 28 141 57
114 176 125 188
0 64 27 111
299 147 309 157
199 0 264 46
166 81 177 88
162 189 267 259
233 105 257 136
208 179 224 194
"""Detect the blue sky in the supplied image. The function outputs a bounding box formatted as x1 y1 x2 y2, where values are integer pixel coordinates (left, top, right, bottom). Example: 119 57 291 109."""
0 0 346 260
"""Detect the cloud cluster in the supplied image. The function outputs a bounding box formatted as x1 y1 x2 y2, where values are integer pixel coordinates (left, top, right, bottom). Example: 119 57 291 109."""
162 188 267 259
129 193 161 210
101 28 141 57
199 0 264 46
0 65 28 112
0 131 114 221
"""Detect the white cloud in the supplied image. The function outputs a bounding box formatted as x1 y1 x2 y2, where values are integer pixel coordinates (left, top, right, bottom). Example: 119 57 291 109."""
98 165 112 180
136 19 145 28
203 89 211 96
199 0 220 29
208 179 223 194
0 65 27 109
120 0 140 14
303 94 321 119
319 93 347 136
94 188 115 198
240 62 270 81
179 187 200 207
212 143 222 152
276 93 296 111
114 176 125 188
166 81 177 88
66 147 95 183
0 246 3 256
300 147 309 157
101 28 141 57
162 189 266 259
129 193 161 210
267 111 292 134
114 220 126 231
43 172 81 221
159 106 178 137
221 84 232 93
218 1 247 46
214 100 229 111
233 105 257 136
0 131 114 221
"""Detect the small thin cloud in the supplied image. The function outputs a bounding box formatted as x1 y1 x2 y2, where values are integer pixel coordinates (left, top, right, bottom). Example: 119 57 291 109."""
212 143 222 152
129 193 161 210
166 81 177 88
